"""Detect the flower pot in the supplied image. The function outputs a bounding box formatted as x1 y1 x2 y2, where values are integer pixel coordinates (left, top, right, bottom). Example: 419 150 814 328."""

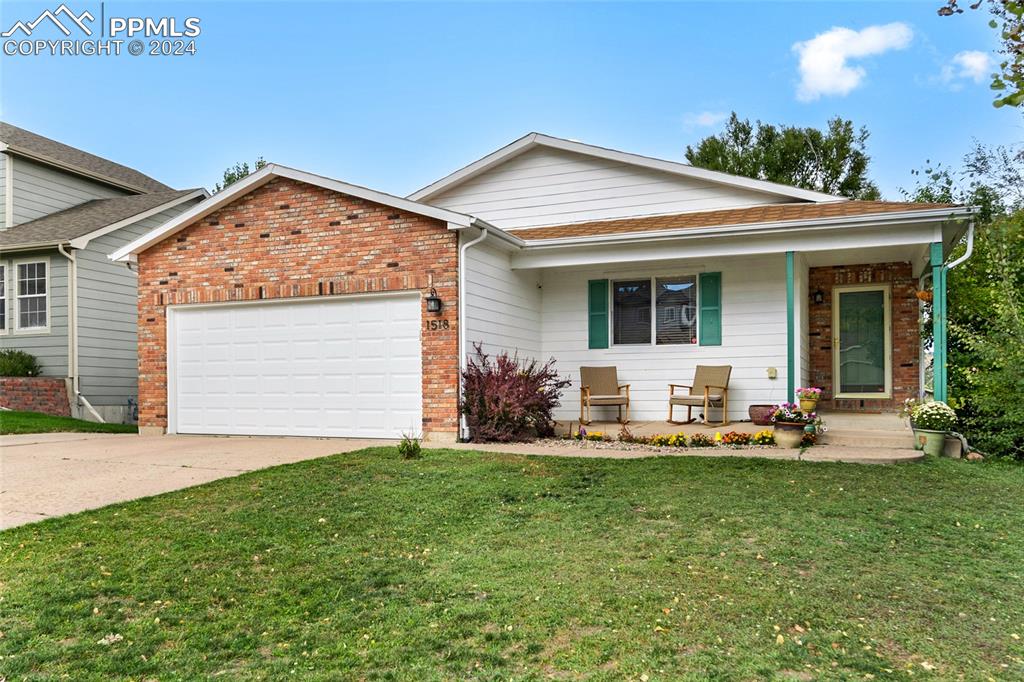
773 421 805 448
913 428 946 457
798 398 818 413
748 404 775 426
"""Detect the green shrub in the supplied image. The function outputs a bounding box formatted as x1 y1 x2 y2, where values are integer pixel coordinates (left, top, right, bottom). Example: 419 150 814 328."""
398 433 421 460
0 350 42 377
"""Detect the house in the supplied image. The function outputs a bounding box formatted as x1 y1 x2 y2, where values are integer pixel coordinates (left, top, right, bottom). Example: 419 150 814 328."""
0 122 206 422
111 133 971 440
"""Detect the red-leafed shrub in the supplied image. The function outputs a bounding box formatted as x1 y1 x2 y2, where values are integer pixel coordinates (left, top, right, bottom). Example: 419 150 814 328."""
461 344 571 442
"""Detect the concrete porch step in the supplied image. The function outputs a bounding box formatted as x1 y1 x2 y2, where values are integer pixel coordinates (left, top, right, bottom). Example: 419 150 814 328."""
820 428 915 449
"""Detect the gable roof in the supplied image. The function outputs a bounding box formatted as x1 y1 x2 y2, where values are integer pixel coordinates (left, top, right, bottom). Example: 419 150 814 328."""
110 164 494 262
0 121 173 194
409 132 847 205
507 201 968 243
0 189 206 251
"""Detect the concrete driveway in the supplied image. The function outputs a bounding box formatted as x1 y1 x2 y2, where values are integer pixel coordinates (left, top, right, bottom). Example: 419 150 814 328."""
0 433 384 529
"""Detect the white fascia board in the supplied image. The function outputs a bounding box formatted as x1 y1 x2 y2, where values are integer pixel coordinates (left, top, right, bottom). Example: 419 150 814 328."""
408 132 846 204
4 145 157 195
110 164 478 261
76 189 208 250
515 206 974 249
511 222 953 270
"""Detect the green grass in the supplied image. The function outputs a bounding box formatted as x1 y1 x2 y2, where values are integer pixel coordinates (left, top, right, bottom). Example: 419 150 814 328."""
0 410 138 435
1 449 1022 680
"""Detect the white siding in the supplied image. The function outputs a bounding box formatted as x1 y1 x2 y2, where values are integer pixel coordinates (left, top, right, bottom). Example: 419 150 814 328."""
540 255 791 422
76 201 202 407
462 238 542 360
11 158 128 225
429 146 790 230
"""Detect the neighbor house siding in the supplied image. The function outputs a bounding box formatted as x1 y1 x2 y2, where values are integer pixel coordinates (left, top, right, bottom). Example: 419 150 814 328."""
540 254 790 422
10 157 129 226
428 146 792 230
0 249 69 377
76 202 201 407
462 238 542 360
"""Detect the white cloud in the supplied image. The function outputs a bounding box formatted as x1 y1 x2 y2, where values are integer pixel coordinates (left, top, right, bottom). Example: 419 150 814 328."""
941 50 992 86
683 111 728 130
792 22 914 102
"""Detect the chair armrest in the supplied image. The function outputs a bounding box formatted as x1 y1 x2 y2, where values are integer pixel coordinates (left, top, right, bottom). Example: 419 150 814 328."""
618 384 630 390
668 383 692 389
706 384 729 392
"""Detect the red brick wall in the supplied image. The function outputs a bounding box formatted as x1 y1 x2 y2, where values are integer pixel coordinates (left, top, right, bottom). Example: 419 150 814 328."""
0 377 70 416
808 262 919 412
136 177 459 436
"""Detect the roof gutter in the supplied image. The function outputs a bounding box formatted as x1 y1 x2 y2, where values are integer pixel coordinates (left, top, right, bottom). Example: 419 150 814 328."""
516 207 975 249
945 220 975 271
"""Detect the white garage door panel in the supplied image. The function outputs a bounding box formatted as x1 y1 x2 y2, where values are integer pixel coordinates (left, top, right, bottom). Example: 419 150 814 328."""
170 295 422 438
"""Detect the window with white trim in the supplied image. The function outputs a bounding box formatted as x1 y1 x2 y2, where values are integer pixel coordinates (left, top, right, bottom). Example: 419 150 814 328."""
0 264 6 332
16 261 48 330
612 275 697 345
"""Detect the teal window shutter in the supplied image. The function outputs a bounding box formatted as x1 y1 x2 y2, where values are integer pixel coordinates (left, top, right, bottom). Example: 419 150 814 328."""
699 272 722 346
588 279 609 349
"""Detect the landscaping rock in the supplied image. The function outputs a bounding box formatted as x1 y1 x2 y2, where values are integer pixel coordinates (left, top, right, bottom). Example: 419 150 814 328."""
967 452 985 462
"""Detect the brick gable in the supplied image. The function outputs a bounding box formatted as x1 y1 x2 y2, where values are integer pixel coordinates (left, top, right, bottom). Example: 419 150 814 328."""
136 177 459 437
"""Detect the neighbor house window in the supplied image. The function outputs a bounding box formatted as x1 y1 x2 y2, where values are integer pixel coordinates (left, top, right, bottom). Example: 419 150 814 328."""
0 264 6 333
16 260 48 331
613 275 698 345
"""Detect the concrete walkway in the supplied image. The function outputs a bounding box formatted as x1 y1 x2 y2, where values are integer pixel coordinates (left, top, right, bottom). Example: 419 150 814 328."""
0 432 384 529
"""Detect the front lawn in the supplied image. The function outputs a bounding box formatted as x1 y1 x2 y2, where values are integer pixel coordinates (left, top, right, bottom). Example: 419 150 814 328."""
1 449 1022 679
0 410 138 435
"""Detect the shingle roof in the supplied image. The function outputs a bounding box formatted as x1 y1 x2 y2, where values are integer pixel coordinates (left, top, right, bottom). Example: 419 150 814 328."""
0 190 201 248
0 122 172 193
507 201 963 241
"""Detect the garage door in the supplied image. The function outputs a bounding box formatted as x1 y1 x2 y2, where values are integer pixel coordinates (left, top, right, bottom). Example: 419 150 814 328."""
169 294 422 438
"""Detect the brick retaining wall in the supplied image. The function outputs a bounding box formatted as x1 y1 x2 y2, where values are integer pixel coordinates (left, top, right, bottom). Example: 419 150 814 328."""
0 377 71 416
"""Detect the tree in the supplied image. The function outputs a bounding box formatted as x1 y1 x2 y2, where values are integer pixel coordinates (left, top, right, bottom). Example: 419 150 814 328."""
903 142 1024 459
214 157 267 193
685 113 881 199
937 0 1023 108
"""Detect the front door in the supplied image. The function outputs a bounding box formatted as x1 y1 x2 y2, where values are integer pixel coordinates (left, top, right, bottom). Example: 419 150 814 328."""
833 284 892 399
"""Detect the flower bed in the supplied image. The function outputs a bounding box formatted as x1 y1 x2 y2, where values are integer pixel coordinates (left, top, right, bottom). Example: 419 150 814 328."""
557 427 780 452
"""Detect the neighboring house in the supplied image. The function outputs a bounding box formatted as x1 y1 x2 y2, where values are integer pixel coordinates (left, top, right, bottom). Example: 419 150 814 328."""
112 133 971 441
0 122 206 422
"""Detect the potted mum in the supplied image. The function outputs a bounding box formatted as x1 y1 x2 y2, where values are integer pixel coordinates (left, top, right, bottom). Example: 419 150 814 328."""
796 386 822 413
770 402 816 448
910 401 957 457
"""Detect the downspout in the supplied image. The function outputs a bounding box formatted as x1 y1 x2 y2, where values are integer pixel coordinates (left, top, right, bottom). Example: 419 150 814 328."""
458 225 488 440
945 220 975 271
56 244 105 423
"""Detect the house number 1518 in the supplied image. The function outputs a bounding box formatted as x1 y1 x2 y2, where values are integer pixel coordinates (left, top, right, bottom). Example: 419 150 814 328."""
425 319 450 331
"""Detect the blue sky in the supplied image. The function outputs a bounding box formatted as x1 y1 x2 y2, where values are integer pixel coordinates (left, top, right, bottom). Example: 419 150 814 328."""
1 1 1015 199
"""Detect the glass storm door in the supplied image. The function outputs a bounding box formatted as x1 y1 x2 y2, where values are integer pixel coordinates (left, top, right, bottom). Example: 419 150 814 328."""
833 285 892 398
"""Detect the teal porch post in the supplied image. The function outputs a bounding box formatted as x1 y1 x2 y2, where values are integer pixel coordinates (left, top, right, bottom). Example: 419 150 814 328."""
931 242 948 403
786 251 795 404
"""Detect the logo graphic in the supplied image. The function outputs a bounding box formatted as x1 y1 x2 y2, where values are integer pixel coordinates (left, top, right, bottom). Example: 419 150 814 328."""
2 3 94 37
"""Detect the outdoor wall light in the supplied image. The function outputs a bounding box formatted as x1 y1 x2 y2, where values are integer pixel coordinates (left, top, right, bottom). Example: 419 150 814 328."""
425 287 443 313
812 288 825 305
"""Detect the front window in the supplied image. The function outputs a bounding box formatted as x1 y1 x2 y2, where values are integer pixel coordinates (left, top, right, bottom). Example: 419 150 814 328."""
613 275 698 345
16 261 48 330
